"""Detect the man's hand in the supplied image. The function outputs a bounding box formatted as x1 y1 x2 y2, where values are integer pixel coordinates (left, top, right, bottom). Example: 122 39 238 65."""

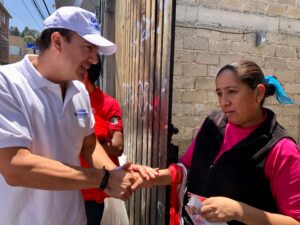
122 163 159 190
103 167 136 201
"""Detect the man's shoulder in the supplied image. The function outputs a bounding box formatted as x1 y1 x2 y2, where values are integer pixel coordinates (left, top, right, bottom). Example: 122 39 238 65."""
73 80 86 89
102 92 115 101
101 91 119 105
73 80 89 94
102 93 121 112
0 63 21 76
91 88 118 105
0 62 24 86
69 81 91 105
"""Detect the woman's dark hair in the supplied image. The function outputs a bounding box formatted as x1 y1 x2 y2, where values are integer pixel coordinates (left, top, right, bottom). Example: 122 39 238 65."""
87 55 102 83
36 28 73 53
217 60 276 103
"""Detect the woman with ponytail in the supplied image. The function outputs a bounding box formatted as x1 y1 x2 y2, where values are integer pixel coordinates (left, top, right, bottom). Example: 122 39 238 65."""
141 60 300 225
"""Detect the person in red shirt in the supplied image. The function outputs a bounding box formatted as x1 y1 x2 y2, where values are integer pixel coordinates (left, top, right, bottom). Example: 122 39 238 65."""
80 59 124 225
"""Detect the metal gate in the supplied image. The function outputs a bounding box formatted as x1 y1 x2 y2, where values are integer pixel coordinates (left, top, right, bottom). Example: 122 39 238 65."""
113 0 176 224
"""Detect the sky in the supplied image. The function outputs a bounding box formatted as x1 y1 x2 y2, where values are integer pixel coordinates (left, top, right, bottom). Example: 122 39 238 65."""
3 0 56 32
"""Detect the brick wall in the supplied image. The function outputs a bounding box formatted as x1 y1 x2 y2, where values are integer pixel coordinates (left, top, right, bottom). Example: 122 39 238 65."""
0 3 10 65
178 0 300 19
172 0 300 156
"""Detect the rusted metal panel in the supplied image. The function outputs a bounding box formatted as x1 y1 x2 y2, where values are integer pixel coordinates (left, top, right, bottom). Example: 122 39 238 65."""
114 0 175 224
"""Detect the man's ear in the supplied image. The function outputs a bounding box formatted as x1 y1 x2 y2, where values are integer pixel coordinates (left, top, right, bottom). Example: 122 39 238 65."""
256 84 266 103
51 32 63 52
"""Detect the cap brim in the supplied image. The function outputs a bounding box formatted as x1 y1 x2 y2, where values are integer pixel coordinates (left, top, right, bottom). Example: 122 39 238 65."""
82 34 117 56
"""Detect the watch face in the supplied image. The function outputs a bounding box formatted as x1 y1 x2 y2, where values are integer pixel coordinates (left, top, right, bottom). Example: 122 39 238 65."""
110 116 120 124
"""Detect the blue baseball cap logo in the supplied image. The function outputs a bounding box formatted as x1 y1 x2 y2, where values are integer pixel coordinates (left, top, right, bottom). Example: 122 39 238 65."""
89 17 101 32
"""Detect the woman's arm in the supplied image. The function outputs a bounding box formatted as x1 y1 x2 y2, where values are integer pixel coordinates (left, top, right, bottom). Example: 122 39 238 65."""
264 139 300 221
139 168 172 188
240 201 300 225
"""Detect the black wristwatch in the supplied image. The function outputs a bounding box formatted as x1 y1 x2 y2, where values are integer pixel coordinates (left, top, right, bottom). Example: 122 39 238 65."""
99 166 110 190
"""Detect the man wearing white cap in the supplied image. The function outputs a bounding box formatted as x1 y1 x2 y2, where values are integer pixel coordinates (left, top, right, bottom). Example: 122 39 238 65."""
0 6 157 225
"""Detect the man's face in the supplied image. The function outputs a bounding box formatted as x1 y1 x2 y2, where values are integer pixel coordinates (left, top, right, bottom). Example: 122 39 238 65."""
58 32 98 82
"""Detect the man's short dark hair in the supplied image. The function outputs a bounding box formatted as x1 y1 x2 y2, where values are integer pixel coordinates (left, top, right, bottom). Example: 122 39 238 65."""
87 56 102 83
36 28 73 53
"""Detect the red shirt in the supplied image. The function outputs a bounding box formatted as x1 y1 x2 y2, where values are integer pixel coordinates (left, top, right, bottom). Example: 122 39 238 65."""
90 88 123 134
81 88 123 203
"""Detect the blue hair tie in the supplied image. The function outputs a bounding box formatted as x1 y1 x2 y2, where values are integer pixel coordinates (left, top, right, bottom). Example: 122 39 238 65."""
264 75 294 104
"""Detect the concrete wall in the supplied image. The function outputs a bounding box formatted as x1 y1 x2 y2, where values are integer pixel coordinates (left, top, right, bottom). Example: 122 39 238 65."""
8 35 35 63
9 35 24 63
172 0 300 155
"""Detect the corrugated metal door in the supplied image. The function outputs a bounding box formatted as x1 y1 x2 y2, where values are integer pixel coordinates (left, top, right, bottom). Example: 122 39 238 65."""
113 0 176 224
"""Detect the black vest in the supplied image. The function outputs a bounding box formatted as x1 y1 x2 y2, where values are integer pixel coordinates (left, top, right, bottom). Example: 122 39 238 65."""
185 109 294 225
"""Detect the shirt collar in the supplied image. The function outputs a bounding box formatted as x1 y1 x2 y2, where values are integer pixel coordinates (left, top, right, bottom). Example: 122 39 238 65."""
20 54 80 95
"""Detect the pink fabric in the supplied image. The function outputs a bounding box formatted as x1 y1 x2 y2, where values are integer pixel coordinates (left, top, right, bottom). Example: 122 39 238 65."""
264 140 300 221
179 129 200 169
179 122 260 167
213 122 261 164
179 121 300 221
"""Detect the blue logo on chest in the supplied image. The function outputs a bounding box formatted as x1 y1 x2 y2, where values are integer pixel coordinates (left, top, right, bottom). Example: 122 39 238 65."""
74 109 89 118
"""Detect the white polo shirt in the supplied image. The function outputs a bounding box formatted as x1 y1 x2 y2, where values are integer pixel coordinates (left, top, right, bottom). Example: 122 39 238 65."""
0 55 94 225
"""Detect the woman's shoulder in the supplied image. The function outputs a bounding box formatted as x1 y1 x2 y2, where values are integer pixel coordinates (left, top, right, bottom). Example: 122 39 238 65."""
272 138 299 156
206 110 226 126
265 138 300 220
266 138 300 176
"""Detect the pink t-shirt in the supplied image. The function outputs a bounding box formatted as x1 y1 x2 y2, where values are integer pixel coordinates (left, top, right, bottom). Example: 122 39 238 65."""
180 121 300 221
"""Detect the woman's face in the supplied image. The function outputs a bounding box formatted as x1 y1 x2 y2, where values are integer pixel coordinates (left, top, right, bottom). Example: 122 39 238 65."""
215 69 264 127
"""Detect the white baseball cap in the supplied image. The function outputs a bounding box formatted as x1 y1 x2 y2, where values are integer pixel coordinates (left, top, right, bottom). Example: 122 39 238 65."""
43 6 117 55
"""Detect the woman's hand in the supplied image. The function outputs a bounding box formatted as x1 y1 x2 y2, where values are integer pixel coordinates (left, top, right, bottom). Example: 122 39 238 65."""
200 196 243 223
122 163 159 190
200 196 300 225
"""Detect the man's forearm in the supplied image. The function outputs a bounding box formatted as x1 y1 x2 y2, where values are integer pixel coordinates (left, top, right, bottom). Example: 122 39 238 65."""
0 147 135 200
1 148 104 190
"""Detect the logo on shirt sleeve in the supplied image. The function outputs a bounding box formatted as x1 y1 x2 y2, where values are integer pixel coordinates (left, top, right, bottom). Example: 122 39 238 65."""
110 116 120 124
74 109 90 118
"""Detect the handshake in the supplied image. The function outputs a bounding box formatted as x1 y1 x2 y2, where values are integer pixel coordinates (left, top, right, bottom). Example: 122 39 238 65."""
100 163 160 201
